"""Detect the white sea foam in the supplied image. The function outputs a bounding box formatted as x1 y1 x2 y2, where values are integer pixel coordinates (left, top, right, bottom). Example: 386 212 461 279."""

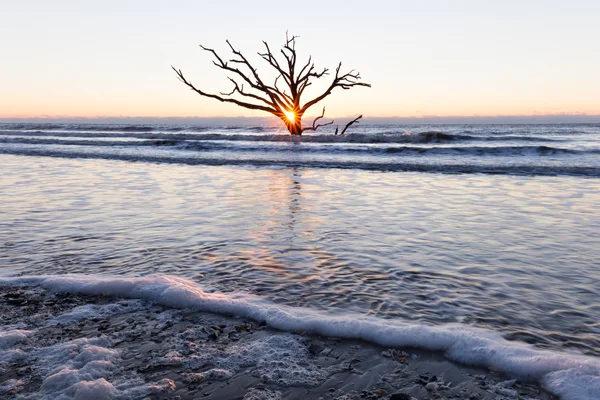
1 274 599 400
0 333 118 400
242 387 282 400
0 323 28 332
176 331 341 387
49 300 144 325
0 330 32 350
0 329 178 400
0 330 32 376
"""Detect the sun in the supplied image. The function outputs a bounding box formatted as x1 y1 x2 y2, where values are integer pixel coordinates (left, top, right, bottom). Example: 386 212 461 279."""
283 109 296 123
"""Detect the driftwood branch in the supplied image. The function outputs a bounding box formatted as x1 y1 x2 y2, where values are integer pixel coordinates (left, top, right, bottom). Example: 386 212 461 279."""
336 115 363 136
303 107 334 132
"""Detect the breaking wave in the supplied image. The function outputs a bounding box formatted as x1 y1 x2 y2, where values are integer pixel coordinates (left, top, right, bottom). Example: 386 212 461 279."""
1 146 599 176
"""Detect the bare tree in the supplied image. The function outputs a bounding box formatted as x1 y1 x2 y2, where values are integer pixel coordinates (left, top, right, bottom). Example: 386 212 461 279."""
172 33 371 135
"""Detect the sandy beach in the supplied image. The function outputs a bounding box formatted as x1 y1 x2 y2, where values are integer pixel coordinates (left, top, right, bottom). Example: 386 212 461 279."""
1 285 556 400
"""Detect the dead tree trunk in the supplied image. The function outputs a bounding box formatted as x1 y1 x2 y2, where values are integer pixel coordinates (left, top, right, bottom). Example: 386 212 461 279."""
172 33 370 135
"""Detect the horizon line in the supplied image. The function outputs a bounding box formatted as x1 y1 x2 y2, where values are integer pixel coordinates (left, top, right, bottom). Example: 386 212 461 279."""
1 114 599 125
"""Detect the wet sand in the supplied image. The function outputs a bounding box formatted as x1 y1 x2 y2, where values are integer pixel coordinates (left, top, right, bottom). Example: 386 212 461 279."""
0 286 556 399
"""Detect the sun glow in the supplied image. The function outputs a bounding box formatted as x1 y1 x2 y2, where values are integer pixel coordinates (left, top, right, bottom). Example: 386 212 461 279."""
283 110 296 122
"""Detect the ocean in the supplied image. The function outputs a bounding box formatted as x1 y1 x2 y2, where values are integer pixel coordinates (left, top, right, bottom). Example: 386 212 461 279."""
1 122 599 399
1 123 599 176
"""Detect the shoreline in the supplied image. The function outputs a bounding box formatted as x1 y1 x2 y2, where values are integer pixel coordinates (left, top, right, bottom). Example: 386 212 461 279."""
1 286 556 400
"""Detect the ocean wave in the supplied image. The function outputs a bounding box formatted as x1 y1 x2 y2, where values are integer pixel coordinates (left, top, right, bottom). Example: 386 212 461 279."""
382 145 597 156
0 129 458 143
0 123 201 133
0 124 158 132
4 136 591 157
0 124 257 134
0 137 183 147
0 129 577 145
1 147 599 177
182 142 598 157
0 274 598 400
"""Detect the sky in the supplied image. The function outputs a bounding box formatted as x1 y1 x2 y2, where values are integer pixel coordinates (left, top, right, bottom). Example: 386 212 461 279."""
1 0 600 121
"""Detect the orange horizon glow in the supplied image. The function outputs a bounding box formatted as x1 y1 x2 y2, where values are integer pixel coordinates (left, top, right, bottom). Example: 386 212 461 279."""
3 81 600 120
3 97 599 120
2 110 600 120
2 99 600 121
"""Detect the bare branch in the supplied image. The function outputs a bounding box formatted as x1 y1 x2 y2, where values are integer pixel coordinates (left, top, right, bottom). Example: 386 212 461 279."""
258 41 291 85
302 107 334 132
199 44 265 97
221 77 275 107
301 63 371 114
296 56 312 81
273 74 294 104
339 115 363 135
171 66 276 114
199 42 291 111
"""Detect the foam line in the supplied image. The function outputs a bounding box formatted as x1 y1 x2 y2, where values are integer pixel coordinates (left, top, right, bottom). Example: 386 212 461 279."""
1 274 599 399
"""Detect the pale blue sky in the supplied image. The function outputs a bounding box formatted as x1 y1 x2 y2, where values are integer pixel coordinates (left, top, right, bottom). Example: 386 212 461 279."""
1 0 599 119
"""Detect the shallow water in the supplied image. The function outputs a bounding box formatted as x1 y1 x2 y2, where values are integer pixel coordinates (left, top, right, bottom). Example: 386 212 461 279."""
1 148 599 358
